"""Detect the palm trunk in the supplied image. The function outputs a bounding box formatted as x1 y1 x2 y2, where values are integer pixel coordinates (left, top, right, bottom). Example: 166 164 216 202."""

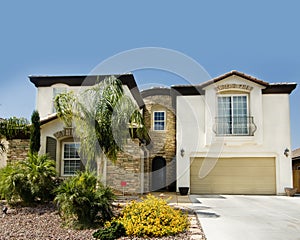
97 151 107 185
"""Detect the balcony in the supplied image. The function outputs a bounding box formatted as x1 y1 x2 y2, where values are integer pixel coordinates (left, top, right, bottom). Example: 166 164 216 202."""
213 116 257 136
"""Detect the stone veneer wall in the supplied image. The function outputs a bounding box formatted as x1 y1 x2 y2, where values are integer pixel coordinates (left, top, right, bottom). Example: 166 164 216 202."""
6 139 30 164
106 138 145 194
143 94 176 191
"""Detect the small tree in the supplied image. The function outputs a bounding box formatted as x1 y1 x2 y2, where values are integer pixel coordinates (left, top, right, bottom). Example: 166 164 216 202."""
30 110 41 154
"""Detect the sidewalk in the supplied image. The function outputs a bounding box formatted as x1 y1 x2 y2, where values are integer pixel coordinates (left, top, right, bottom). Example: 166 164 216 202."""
150 192 191 204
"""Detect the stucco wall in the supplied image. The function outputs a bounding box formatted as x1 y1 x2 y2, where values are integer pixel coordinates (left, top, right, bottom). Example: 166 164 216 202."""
39 119 65 174
36 84 136 119
176 76 293 194
37 84 83 119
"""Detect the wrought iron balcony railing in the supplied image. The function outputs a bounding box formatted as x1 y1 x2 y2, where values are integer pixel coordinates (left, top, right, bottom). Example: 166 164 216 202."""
213 116 257 136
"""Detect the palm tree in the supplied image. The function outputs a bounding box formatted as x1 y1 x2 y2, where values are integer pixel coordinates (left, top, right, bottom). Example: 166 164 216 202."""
54 171 115 226
54 76 148 174
0 153 57 203
21 153 57 202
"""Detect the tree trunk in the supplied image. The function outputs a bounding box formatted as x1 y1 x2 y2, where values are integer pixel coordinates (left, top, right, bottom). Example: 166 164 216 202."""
97 151 107 186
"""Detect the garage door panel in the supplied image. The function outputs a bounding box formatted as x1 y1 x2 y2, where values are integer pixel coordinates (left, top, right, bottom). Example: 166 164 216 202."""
193 167 275 177
191 158 275 167
190 157 276 194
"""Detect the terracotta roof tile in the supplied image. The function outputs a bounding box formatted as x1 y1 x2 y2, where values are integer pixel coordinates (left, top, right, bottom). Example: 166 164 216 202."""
199 70 269 88
292 148 300 159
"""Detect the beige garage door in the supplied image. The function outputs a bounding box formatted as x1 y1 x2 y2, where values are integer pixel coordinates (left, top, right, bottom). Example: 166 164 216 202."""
190 157 276 194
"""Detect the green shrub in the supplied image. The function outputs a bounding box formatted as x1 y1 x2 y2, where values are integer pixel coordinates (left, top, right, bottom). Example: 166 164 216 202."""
21 153 57 202
0 163 34 203
116 194 190 237
93 221 126 240
0 153 57 204
0 117 30 139
54 171 115 228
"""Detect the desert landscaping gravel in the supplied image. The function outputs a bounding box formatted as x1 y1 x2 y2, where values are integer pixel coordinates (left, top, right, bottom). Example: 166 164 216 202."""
0 203 205 240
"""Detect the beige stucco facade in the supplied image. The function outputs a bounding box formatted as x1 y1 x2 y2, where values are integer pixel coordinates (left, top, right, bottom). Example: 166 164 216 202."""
30 71 296 195
175 72 295 195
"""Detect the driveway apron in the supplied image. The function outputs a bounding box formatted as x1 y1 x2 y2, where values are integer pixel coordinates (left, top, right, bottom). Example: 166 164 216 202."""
190 195 300 240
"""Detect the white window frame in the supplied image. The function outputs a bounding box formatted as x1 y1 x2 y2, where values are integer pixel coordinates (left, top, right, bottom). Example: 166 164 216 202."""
216 94 249 136
61 142 81 176
153 111 166 131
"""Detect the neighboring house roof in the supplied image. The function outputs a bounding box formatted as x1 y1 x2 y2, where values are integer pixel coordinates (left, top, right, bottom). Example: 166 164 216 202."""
141 87 171 98
172 70 297 95
29 74 145 108
292 148 300 160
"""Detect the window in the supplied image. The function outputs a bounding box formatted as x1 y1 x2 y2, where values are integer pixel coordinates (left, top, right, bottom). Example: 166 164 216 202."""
62 142 81 175
153 111 165 131
216 95 249 135
52 88 67 113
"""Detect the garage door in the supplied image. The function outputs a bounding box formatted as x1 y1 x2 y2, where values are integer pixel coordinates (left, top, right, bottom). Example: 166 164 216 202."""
190 157 276 194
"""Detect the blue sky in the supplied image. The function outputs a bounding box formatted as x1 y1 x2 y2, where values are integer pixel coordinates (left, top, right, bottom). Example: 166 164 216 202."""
0 1 299 148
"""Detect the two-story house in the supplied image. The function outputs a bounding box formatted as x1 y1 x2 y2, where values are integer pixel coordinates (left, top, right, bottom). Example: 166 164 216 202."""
29 74 150 194
173 70 296 195
30 70 296 195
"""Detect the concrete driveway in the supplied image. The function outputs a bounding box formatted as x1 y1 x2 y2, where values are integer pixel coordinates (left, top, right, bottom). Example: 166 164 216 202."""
190 195 300 240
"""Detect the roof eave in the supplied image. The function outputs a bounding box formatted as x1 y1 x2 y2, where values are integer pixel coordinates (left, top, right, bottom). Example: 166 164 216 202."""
262 83 297 94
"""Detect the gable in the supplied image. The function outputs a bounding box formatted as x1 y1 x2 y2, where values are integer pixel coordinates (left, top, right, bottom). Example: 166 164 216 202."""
202 70 269 88
204 74 266 93
172 70 296 95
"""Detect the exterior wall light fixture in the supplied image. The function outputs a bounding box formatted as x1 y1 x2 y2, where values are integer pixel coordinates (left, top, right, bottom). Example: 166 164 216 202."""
284 148 290 157
180 148 185 157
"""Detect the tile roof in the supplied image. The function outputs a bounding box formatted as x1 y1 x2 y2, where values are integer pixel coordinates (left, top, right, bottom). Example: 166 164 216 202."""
292 148 300 159
200 70 270 88
40 113 58 125
172 70 297 95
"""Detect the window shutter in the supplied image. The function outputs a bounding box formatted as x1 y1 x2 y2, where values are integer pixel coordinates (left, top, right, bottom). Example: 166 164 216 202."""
46 137 57 161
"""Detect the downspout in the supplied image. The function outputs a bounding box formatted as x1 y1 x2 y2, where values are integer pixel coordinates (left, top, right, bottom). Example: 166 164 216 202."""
140 144 149 194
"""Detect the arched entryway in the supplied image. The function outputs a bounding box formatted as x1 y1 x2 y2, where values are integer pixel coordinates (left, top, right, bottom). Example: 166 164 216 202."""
151 157 166 191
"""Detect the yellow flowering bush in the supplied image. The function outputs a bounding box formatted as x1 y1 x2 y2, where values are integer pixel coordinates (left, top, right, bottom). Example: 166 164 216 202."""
116 194 190 237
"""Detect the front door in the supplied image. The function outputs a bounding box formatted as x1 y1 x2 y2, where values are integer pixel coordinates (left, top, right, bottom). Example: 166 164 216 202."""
152 157 166 191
